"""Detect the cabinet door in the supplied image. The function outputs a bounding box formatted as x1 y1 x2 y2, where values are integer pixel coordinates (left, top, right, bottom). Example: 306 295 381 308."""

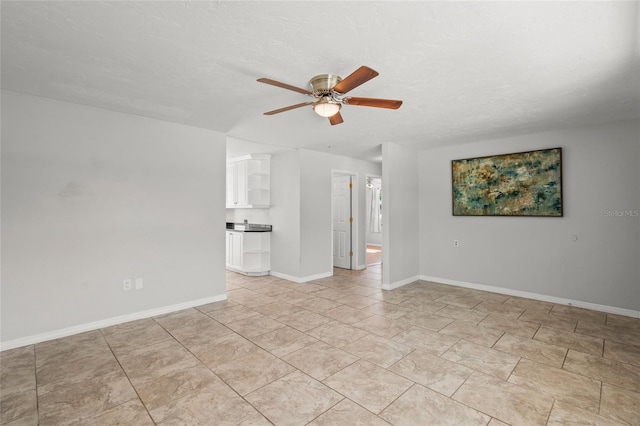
229 232 243 269
225 231 233 266
235 161 248 206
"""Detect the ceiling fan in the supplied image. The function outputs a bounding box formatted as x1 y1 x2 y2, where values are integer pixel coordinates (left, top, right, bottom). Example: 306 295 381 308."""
257 66 402 125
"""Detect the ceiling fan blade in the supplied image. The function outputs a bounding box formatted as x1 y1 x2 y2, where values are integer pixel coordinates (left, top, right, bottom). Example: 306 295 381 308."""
257 78 313 95
345 97 403 109
333 66 379 94
329 112 344 126
263 101 315 115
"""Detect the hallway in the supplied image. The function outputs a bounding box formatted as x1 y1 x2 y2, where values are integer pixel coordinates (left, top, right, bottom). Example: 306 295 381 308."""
366 245 382 266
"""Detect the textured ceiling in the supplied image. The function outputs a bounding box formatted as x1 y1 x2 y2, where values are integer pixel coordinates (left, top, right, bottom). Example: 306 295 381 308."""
2 1 639 161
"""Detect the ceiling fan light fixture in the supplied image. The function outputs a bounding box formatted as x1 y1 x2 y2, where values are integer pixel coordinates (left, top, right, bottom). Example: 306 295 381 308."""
313 97 341 117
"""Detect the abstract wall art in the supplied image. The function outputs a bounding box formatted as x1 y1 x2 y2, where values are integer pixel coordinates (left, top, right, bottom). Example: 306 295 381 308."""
452 148 562 216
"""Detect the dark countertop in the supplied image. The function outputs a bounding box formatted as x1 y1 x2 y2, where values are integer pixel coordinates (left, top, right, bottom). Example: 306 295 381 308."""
226 222 272 232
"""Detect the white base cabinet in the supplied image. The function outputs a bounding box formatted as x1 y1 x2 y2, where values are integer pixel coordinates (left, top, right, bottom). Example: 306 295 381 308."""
225 231 270 276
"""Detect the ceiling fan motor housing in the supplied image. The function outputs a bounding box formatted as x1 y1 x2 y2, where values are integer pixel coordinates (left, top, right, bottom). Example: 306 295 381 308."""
309 74 342 96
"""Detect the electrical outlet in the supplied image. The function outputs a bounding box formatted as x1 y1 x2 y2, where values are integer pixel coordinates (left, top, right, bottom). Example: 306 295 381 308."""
135 278 143 290
123 279 132 291
453 240 460 247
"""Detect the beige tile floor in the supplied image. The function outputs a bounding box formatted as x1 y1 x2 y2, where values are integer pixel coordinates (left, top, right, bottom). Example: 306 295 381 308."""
2 265 640 425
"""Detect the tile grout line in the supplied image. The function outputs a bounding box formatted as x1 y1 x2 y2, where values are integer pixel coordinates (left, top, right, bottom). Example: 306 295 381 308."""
376 382 418 420
545 399 558 425
150 318 277 424
99 327 158 425
32 343 40 425
597 380 604 416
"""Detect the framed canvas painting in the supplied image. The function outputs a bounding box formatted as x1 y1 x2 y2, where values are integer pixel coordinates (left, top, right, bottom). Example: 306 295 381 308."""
452 148 562 217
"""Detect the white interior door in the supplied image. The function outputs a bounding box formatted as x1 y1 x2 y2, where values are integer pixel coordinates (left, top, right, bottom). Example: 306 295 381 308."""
332 174 352 269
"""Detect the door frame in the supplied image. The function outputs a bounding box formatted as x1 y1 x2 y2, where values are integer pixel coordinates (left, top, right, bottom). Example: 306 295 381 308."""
331 170 359 271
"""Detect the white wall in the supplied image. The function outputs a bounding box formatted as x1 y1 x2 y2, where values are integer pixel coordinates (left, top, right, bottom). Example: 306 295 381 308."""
1 91 227 347
382 142 420 288
226 207 271 225
419 119 640 312
269 150 301 277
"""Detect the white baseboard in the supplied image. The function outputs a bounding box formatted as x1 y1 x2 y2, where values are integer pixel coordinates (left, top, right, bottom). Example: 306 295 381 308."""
0 294 227 352
382 275 421 291
355 264 367 271
420 275 640 319
270 270 333 284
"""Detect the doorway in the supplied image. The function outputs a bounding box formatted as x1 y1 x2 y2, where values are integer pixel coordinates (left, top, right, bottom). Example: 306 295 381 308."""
366 176 382 266
332 172 354 270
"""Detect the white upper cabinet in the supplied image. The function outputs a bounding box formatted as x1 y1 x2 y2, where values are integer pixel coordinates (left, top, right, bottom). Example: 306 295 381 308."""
226 154 270 208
